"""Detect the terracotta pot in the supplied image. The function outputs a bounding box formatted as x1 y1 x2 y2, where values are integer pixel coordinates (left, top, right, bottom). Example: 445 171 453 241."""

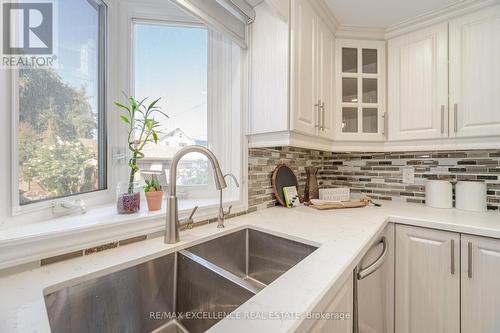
145 190 163 211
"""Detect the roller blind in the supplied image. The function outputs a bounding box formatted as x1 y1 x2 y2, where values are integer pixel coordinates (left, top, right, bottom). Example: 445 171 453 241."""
171 0 256 48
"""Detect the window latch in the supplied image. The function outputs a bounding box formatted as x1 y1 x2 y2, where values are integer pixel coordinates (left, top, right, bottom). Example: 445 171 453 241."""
112 148 127 165
52 199 87 216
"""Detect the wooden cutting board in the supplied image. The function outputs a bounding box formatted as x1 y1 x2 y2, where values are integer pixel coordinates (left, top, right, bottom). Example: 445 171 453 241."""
308 199 369 210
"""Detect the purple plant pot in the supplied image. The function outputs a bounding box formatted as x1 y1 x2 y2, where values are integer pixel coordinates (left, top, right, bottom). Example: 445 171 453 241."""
117 192 140 214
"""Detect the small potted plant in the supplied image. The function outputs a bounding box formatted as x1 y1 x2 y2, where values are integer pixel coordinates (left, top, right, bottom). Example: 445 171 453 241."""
144 176 163 211
115 95 166 214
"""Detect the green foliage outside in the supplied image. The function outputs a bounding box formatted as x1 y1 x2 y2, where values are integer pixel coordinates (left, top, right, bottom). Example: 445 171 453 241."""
178 162 209 185
18 67 98 204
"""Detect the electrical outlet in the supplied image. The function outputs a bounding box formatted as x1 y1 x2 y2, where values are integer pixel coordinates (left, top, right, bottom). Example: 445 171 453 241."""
402 167 415 184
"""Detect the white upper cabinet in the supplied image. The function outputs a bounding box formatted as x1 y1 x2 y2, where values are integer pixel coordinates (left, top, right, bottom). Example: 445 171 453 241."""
249 0 336 150
317 17 335 139
449 5 500 138
290 0 335 139
389 5 500 143
250 2 499 151
290 0 318 136
388 23 448 141
335 39 386 141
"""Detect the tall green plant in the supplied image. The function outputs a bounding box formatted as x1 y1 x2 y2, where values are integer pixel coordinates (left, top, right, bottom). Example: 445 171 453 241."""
115 95 167 193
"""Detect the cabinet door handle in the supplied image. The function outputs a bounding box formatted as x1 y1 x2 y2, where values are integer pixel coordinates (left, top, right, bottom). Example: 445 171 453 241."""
320 102 325 131
382 113 386 136
450 239 455 275
454 104 458 133
314 102 320 128
353 236 388 333
468 241 473 279
441 105 445 134
357 237 388 280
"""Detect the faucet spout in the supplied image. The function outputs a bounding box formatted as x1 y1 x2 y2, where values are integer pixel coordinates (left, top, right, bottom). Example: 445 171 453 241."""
165 145 227 244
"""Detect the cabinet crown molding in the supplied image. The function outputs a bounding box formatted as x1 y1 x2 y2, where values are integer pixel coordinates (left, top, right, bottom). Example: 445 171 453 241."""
330 0 498 40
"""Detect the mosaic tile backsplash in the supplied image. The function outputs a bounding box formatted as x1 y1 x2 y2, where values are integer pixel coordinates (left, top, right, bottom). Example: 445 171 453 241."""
248 147 500 211
29 147 500 268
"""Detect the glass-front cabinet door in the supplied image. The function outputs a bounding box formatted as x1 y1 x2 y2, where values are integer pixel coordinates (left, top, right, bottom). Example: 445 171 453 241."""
335 39 386 141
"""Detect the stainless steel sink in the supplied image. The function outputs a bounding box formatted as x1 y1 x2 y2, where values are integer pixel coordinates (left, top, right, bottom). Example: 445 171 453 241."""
186 228 318 290
44 228 318 333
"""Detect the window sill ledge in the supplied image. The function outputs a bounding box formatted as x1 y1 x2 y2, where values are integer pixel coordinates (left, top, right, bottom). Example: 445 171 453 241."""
0 198 247 270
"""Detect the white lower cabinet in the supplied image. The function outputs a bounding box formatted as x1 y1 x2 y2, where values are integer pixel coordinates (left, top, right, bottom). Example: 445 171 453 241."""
395 225 500 333
309 272 353 333
461 235 500 333
357 224 394 333
300 224 500 333
395 225 460 333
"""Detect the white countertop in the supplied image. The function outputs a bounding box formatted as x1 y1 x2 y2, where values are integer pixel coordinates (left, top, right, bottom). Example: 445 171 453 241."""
0 202 499 333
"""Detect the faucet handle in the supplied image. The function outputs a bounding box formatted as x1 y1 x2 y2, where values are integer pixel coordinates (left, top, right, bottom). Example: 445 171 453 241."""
180 206 198 229
223 205 233 217
188 205 198 220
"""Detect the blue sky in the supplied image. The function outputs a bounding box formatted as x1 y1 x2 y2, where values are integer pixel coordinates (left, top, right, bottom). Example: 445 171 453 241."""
54 1 208 141
134 24 208 140
56 0 99 113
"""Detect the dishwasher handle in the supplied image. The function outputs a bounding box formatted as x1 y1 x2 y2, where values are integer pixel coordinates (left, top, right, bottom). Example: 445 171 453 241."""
357 236 388 280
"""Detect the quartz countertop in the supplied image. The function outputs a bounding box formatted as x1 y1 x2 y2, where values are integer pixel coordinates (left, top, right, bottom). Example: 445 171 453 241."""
0 201 499 333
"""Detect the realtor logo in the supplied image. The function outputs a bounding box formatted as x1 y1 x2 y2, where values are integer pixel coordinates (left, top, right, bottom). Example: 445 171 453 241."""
2 2 53 54
1 0 56 68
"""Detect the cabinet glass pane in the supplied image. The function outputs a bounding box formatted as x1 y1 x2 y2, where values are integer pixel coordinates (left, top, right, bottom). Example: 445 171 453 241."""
342 48 357 73
362 108 378 133
362 78 377 103
362 49 377 73
342 78 358 103
342 107 358 133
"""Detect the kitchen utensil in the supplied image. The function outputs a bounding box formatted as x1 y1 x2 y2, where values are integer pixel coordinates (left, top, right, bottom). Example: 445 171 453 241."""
272 164 300 207
308 198 369 210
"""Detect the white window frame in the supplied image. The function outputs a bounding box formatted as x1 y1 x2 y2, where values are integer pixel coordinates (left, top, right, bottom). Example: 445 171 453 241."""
131 19 215 198
4 0 247 226
127 4 246 209
0 0 248 268
10 0 110 216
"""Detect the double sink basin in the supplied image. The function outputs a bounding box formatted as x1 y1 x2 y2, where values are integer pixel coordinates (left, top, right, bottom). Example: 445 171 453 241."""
44 228 318 333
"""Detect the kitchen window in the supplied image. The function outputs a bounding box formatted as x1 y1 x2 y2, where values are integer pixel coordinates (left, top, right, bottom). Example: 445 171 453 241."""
14 0 107 211
132 20 243 202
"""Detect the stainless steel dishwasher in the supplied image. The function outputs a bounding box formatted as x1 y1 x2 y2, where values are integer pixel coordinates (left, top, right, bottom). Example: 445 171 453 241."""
353 224 395 333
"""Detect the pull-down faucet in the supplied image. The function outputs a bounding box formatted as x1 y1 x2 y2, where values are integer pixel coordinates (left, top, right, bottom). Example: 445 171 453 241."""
165 145 227 244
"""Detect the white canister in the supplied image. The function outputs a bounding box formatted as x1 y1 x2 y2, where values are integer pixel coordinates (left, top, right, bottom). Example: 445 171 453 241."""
455 181 487 212
425 180 453 209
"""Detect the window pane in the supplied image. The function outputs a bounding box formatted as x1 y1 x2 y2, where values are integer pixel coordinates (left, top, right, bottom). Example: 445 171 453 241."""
18 0 104 205
342 78 358 103
362 49 377 73
342 48 357 73
363 108 378 133
342 108 358 133
134 23 209 187
362 78 378 103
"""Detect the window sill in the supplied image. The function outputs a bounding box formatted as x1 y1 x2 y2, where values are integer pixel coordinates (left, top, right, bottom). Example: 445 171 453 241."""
0 197 247 270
